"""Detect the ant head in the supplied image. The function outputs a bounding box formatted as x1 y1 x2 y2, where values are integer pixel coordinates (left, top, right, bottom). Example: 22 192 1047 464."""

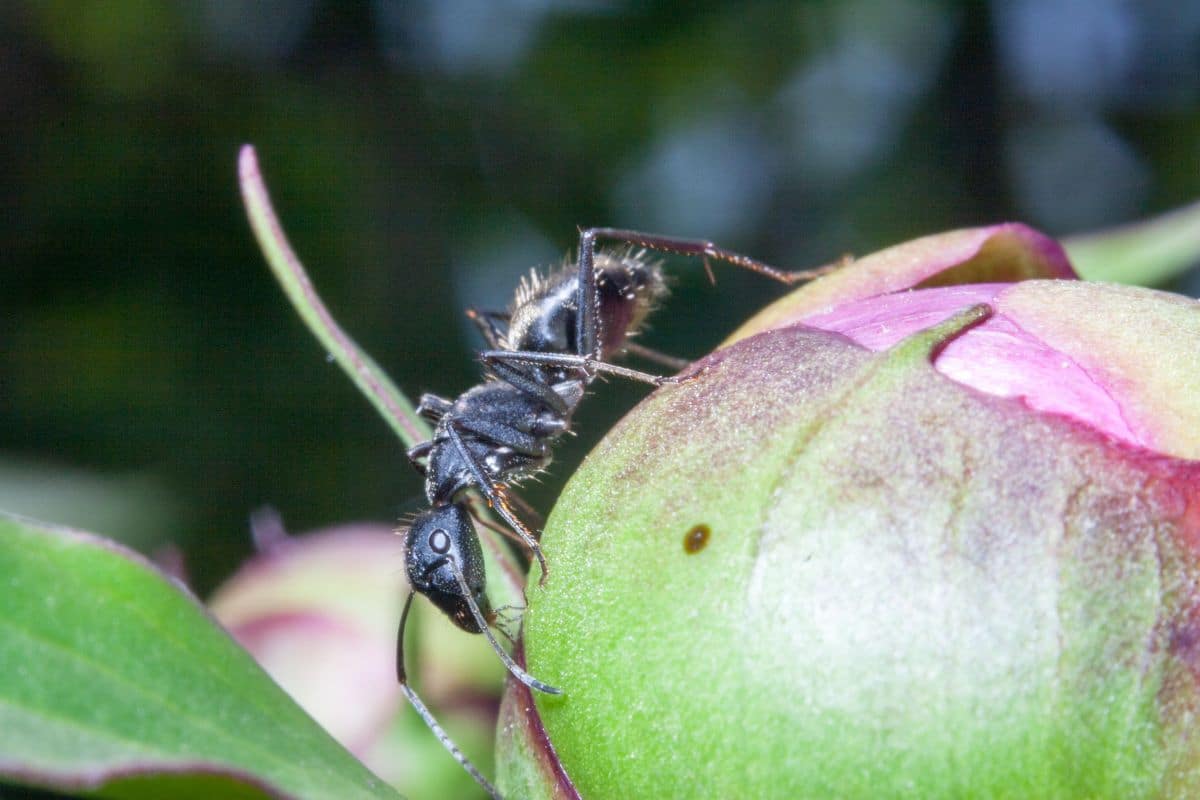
404 504 492 633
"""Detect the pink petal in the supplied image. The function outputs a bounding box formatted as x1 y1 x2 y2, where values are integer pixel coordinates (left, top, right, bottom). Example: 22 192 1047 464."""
802 284 1143 450
727 224 1077 345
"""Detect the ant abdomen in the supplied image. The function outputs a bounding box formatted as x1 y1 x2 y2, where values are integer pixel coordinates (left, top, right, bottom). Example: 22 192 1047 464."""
506 249 668 361
593 250 669 356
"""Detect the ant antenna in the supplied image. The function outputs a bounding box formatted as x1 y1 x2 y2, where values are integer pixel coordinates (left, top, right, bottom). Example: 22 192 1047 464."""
449 558 563 696
396 593 503 800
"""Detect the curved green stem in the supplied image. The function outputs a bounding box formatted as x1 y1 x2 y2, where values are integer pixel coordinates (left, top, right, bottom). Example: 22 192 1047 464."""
238 145 428 447
238 145 525 606
1066 198 1200 286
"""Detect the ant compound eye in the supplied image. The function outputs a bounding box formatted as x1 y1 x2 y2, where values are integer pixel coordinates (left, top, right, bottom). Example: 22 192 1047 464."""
429 528 451 554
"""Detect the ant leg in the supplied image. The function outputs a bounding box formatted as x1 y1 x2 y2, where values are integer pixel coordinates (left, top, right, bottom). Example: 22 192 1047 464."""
489 601 529 644
396 592 504 799
416 393 454 425
497 486 543 526
406 440 433 475
451 414 552 460
467 491 544 533
580 227 843 286
576 228 603 359
448 558 561 695
465 501 549 582
481 357 571 415
574 226 839 360
492 601 527 642
469 504 536 551
444 422 550 582
483 349 679 386
466 308 510 349
621 341 692 372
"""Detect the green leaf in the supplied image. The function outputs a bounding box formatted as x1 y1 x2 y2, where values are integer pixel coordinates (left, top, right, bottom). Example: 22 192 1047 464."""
0 513 402 800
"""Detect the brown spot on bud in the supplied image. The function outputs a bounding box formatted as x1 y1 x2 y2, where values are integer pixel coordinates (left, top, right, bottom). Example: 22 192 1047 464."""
683 524 711 554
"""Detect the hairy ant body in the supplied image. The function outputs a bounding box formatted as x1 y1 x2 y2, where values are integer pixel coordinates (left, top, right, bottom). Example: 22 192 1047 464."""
397 228 832 798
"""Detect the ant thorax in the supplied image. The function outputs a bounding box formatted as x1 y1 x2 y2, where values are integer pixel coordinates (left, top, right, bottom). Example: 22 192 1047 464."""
423 380 558 503
506 248 668 362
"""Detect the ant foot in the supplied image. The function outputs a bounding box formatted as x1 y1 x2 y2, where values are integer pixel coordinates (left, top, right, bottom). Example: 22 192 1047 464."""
661 365 710 385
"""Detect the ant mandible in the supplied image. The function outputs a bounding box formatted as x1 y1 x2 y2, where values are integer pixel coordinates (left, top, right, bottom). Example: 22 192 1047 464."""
398 228 833 798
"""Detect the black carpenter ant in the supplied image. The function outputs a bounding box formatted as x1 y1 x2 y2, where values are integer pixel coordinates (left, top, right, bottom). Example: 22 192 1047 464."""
396 228 833 798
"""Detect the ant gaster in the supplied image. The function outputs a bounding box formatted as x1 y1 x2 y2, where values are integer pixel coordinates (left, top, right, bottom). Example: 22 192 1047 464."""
397 228 834 798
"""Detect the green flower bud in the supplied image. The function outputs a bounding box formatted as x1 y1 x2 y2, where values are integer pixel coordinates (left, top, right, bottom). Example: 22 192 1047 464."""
498 225 1200 799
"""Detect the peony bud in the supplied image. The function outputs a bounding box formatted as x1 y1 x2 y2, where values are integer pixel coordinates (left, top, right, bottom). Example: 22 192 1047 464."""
497 224 1200 799
208 513 502 799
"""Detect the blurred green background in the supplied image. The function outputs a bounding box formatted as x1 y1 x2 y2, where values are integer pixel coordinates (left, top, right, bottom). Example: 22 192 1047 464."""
3 0 1200 594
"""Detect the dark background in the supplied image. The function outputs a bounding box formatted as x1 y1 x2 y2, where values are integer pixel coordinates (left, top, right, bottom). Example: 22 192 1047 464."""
3 0 1199 594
